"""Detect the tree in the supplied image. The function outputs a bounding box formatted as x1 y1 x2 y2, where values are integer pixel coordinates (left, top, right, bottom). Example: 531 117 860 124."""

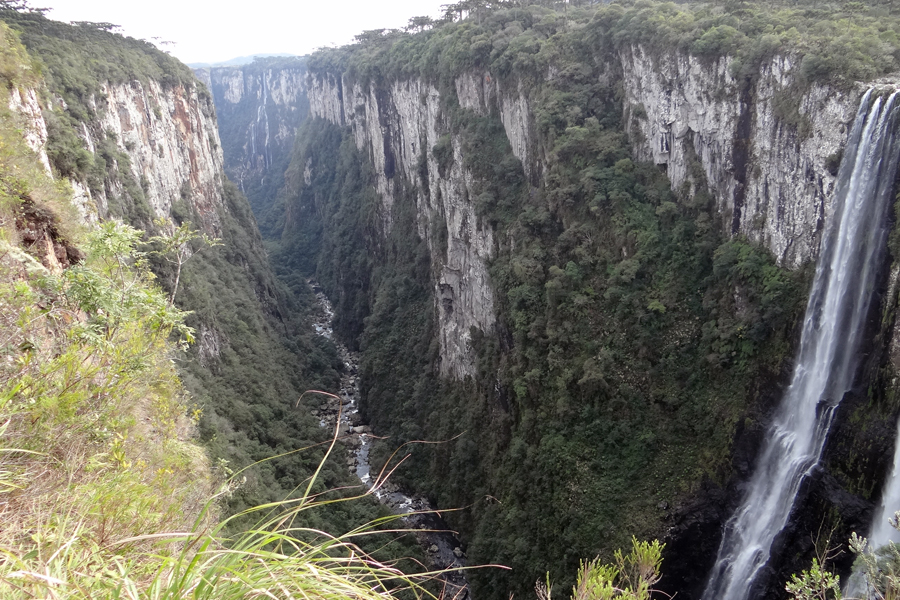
537 538 664 600
405 16 434 32
147 218 221 305
786 559 842 600
70 21 121 32
848 527 900 600
842 1 866 30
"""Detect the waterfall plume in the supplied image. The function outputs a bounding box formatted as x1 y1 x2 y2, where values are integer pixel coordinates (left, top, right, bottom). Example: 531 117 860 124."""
702 88 900 600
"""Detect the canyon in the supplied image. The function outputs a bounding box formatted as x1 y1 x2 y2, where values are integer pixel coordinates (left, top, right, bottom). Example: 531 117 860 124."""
201 17 900 597
5 3 900 599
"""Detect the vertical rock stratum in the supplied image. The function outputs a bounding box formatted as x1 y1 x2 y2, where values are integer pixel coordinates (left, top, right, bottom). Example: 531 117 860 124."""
195 58 308 217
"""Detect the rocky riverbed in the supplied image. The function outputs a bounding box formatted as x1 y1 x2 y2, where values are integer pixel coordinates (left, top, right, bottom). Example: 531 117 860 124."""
309 282 471 599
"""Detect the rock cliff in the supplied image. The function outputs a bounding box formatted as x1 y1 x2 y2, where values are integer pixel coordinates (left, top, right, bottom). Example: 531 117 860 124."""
85 79 226 234
303 46 881 374
308 47 900 279
619 45 882 268
454 70 541 184
453 48 890 270
308 73 496 378
8 86 51 175
195 58 308 215
8 77 226 235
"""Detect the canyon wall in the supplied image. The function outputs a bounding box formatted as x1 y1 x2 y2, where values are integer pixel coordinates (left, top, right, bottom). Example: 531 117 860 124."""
620 45 878 268
304 47 874 375
195 59 308 214
86 79 227 234
9 77 226 234
296 45 900 595
308 73 497 378
308 47 896 275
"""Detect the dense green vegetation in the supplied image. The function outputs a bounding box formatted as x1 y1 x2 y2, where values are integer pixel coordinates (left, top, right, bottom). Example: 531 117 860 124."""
257 1 867 597
310 0 900 90
7 0 900 597
0 8 194 109
276 112 805 599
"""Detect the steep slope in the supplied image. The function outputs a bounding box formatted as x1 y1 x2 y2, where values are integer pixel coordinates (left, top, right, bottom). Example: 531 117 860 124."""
0 8 355 525
0 18 217 591
241 3 900 599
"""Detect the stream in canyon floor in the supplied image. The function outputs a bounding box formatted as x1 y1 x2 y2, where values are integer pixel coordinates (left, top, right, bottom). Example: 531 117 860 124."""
309 282 471 600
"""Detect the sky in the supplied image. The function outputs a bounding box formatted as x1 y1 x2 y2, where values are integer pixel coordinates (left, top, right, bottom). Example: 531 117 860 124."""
40 0 448 65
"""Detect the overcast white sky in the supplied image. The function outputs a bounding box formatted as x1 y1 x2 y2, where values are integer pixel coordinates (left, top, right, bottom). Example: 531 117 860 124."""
41 0 448 65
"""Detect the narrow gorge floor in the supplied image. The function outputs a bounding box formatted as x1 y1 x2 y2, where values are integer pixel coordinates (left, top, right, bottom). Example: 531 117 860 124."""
309 282 472 599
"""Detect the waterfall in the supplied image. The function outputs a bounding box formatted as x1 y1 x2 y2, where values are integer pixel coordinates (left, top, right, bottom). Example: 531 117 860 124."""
869 421 900 551
702 89 900 600
257 71 271 169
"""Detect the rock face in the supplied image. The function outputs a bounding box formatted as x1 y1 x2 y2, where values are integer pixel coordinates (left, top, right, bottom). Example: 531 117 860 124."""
8 75 226 236
308 73 498 378
84 79 227 234
9 86 51 176
619 45 886 268
195 59 308 213
303 47 888 373
315 47 892 274
454 70 541 184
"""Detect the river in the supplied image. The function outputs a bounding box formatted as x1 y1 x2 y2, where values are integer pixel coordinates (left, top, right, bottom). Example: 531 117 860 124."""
309 282 471 600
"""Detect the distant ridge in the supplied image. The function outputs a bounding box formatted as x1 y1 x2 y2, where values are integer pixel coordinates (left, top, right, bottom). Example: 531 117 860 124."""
188 53 298 68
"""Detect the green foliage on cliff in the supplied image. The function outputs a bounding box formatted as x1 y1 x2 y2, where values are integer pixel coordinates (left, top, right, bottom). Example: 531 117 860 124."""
0 7 204 229
161 178 359 523
0 7 194 116
0 220 215 547
276 117 803 600
309 0 900 91
430 63 802 597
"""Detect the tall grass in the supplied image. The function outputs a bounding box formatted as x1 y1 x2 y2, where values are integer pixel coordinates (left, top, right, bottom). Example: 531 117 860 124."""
0 398 454 600
0 483 447 600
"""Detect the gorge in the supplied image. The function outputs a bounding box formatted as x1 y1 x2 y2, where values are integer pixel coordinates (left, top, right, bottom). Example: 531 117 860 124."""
6 1 900 599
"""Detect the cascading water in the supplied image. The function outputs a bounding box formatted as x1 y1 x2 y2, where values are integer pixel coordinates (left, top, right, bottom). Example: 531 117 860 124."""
258 71 271 168
867 417 900 553
702 88 900 600
249 72 272 169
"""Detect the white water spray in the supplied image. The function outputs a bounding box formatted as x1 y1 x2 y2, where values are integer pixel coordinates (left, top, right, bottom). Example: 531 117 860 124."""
249 72 272 169
869 422 900 551
258 71 271 168
702 89 900 600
